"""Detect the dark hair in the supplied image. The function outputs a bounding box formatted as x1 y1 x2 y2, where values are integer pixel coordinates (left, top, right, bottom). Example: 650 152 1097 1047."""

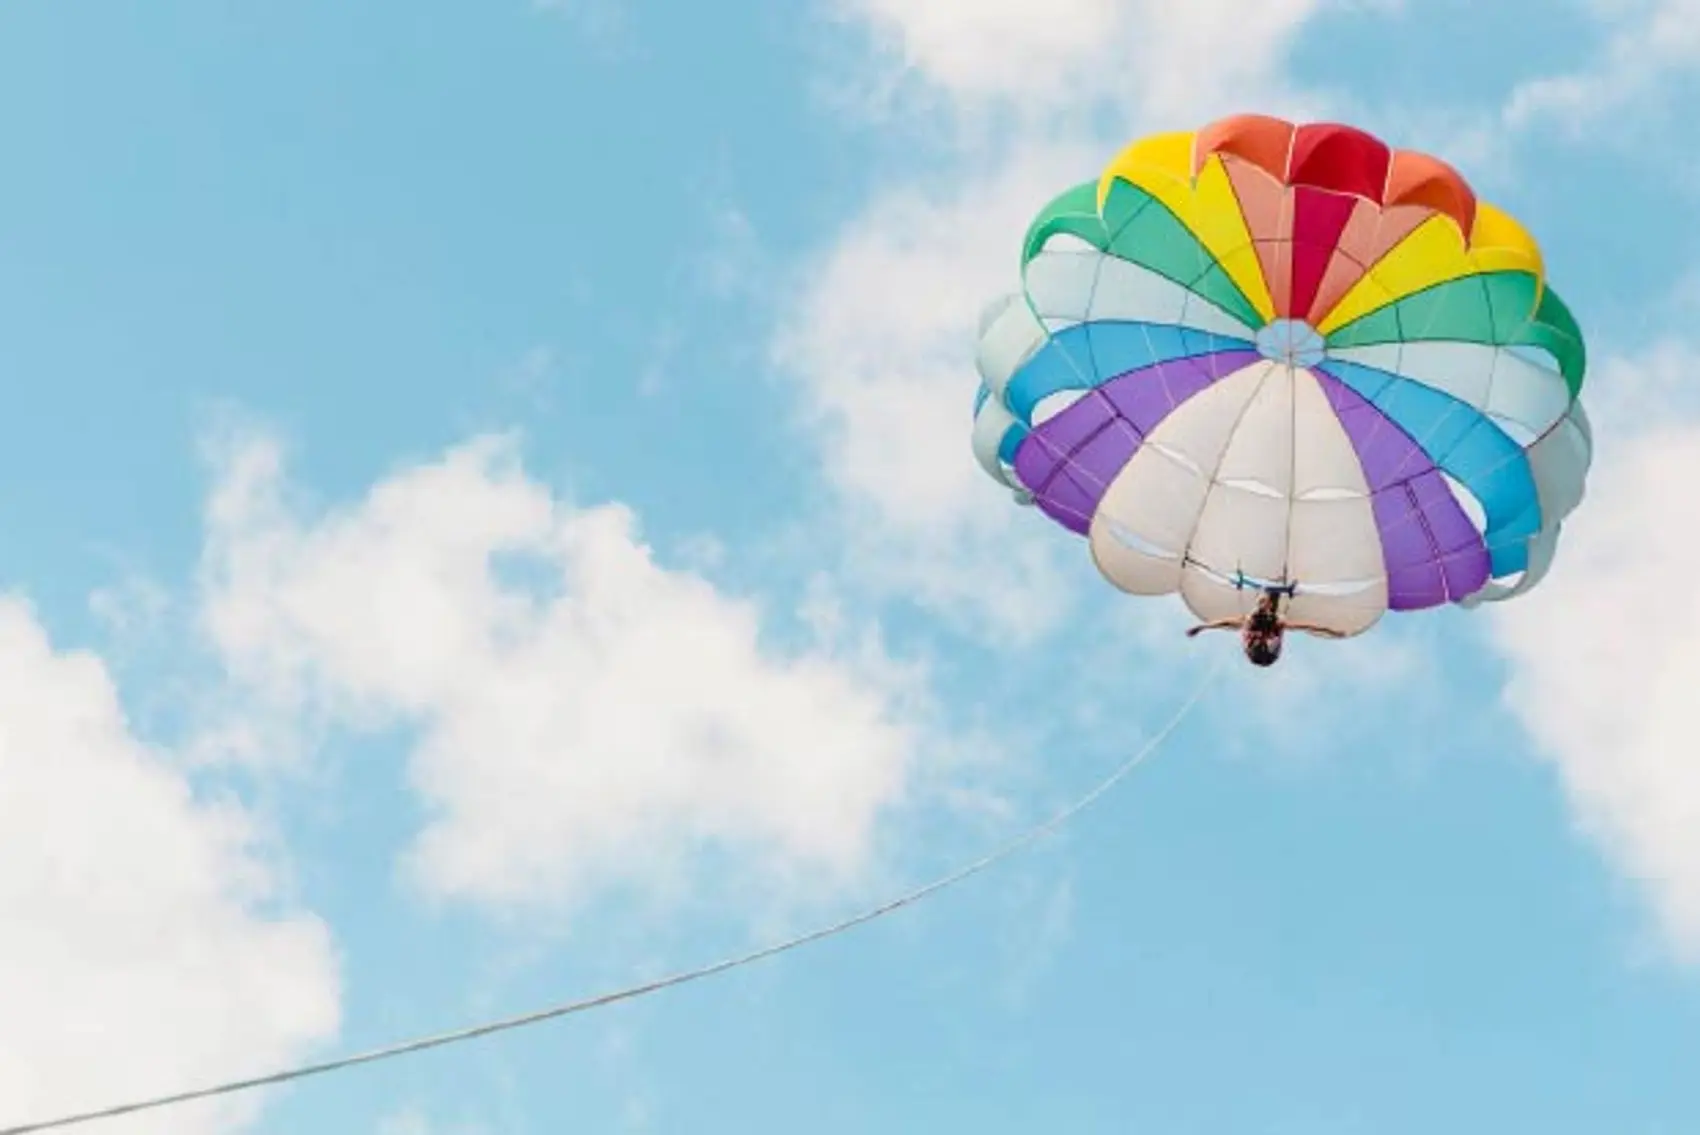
1244 635 1281 667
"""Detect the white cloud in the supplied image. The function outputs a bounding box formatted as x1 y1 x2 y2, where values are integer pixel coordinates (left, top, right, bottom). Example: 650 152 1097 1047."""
530 0 630 54
0 597 339 1135
376 1107 490 1135
777 2 1343 638
833 0 1331 119
1503 0 1700 132
994 868 1075 1008
771 141 1094 639
193 428 922 916
1490 339 1700 961
377 1109 433 1135
1231 620 1440 753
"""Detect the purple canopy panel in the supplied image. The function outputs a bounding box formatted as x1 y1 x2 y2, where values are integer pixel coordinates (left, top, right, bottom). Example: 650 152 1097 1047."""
1011 350 1262 534
1310 371 1491 609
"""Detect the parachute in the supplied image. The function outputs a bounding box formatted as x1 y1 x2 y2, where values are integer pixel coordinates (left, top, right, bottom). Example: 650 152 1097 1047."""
972 114 1591 636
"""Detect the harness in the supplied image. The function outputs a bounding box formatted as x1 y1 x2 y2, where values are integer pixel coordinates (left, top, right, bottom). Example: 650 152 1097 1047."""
1240 579 1291 663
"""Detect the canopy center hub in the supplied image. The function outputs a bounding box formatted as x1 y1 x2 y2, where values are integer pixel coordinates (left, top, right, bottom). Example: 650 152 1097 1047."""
1254 319 1326 369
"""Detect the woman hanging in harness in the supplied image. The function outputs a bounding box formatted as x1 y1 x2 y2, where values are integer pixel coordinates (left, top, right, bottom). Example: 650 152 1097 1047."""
1184 581 1345 667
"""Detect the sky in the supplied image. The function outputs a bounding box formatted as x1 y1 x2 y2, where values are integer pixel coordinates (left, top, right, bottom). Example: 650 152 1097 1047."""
1 0 1700 1132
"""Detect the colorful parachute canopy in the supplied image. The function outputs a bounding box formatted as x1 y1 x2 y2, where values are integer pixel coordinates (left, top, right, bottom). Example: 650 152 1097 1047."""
971 114 1591 636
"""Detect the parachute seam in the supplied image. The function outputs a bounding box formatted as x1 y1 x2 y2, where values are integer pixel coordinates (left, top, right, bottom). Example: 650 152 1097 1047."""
1108 184 1262 327
1025 346 1260 540
1213 157 1275 320
1302 366 1448 595
1315 359 1531 559
1031 402 1125 504
1327 340 1569 440
1172 362 1278 595
1283 362 1299 590
1326 269 1539 351
1401 480 1449 600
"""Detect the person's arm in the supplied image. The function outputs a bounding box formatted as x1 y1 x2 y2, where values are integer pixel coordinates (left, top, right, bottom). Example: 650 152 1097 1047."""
1287 621 1347 639
1185 617 1244 638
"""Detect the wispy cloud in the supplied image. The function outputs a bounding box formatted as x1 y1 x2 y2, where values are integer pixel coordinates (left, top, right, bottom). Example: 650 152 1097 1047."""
995 867 1076 1008
1489 335 1700 962
530 0 634 56
377 1106 492 1135
1503 0 1700 134
0 597 339 1135
190 425 929 922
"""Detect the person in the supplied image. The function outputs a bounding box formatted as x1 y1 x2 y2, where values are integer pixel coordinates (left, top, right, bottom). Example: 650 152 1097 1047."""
1184 585 1344 666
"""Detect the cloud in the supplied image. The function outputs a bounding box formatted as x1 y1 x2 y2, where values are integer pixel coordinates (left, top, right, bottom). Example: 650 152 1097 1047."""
776 2 1344 639
193 427 923 917
377 1110 433 1135
832 0 1332 119
1489 338 1700 961
376 1107 490 1135
0 597 339 1135
1503 0 1700 133
994 868 1076 1008
530 0 631 55
771 141 1095 639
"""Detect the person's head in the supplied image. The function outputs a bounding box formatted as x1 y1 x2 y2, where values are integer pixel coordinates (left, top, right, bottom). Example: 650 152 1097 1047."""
1244 629 1282 667
1254 590 1278 616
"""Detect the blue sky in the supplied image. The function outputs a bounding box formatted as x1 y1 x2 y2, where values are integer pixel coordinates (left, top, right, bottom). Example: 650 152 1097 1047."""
3 2 1700 1133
